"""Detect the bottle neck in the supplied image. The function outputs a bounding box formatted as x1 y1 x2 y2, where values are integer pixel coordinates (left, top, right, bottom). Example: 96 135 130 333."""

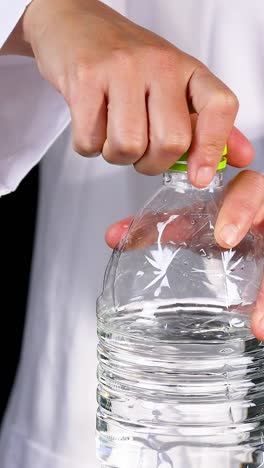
163 170 224 192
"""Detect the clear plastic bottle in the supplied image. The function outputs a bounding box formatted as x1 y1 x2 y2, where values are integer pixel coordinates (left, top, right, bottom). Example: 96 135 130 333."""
96 150 264 468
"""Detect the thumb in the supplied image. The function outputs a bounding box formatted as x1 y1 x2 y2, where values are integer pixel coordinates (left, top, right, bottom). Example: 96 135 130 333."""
214 170 264 248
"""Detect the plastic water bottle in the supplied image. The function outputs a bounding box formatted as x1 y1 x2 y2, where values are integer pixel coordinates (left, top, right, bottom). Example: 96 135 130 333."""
96 148 264 468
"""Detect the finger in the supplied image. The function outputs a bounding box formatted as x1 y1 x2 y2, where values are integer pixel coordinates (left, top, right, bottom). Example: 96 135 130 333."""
187 65 239 187
214 170 264 248
102 64 148 165
69 70 107 156
226 127 255 168
251 278 264 341
105 209 200 250
105 216 134 248
134 76 192 175
253 201 264 228
190 114 254 168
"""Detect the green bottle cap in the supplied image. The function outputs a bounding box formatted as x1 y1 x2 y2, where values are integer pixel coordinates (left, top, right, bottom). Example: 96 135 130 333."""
169 145 228 172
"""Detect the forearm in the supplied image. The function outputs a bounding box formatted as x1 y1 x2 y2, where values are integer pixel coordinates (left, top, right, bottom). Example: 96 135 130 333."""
0 15 33 56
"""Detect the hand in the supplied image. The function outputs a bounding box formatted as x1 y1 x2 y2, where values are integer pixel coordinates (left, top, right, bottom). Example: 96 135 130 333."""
21 0 254 185
105 133 264 340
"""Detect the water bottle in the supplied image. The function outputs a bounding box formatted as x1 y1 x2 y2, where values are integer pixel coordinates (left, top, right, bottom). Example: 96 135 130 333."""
96 148 264 468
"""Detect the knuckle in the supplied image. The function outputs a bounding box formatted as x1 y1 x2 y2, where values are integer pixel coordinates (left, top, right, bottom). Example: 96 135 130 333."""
200 140 225 160
194 60 208 71
74 62 94 84
134 163 158 176
150 48 179 73
103 151 132 165
214 89 239 114
73 136 103 157
153 48 172 64
158 134 191 156
69 63 97 104
111 47 135 70
113 134 146 159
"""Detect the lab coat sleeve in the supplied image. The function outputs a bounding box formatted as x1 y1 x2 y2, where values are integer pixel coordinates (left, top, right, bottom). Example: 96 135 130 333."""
0 1 70 195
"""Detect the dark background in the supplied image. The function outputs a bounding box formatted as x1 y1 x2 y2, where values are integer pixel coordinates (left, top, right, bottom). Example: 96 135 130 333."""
0 166 39 424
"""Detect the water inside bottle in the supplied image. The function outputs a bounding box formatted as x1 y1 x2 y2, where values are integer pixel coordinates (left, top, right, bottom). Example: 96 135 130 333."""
96 170 264 467
97 299 264 468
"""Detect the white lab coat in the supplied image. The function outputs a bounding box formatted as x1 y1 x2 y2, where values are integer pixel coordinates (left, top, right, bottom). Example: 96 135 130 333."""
0 1 264 467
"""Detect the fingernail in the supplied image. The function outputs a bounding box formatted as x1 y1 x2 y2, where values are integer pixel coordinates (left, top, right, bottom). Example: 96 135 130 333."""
195 166 214 187
219 224 240 246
